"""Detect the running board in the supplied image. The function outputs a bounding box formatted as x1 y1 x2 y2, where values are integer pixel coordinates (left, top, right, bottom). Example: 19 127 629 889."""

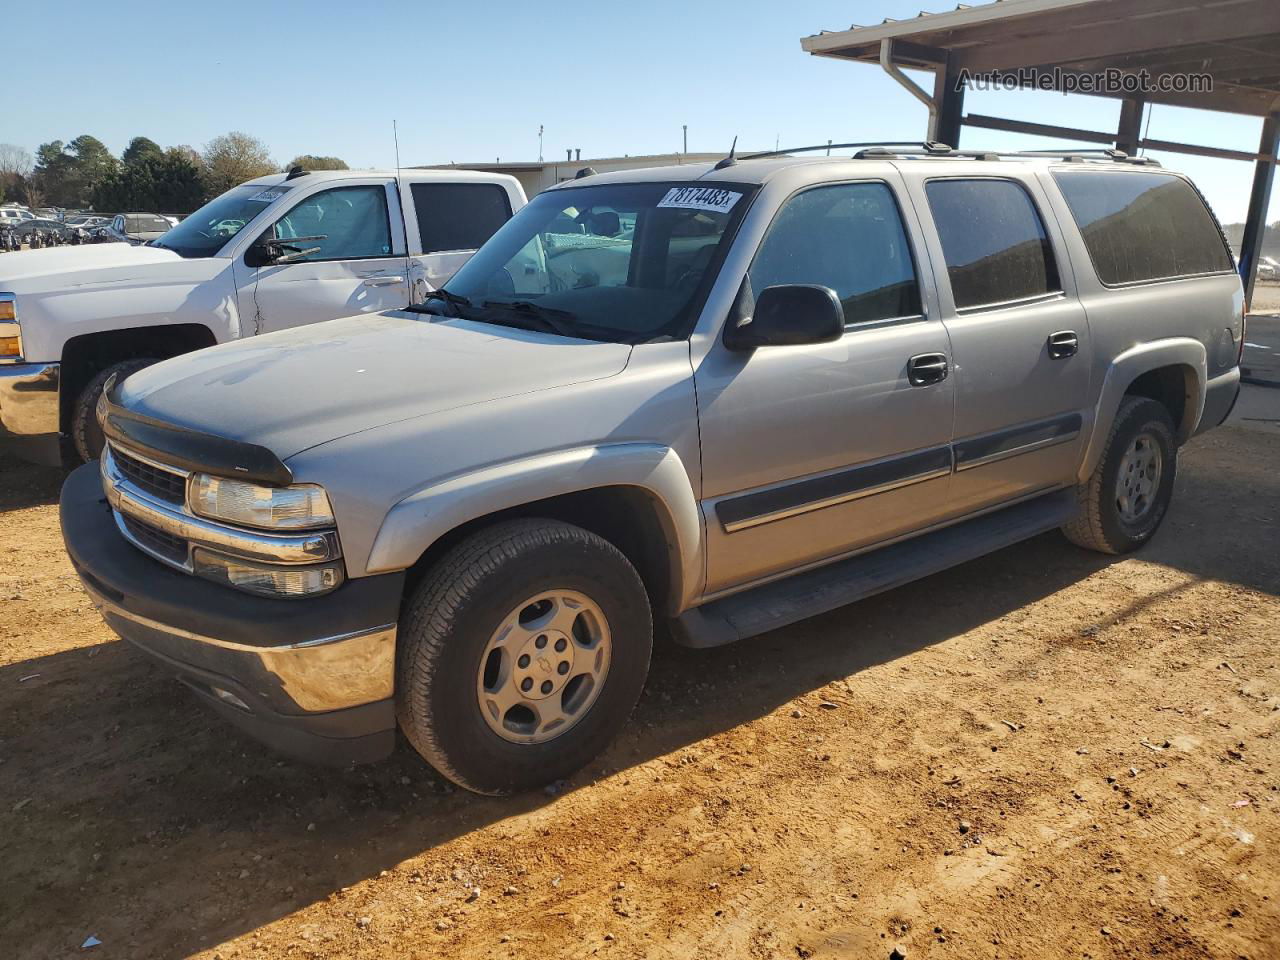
671 489 1079 648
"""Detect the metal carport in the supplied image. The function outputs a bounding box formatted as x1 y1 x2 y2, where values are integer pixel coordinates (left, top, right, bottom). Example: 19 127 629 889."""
800 0 1280 312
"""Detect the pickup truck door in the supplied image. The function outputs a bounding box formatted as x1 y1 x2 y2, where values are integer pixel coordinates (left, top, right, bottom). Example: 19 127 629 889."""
908 174 1091 514
244 181 409 334
696 178 955 595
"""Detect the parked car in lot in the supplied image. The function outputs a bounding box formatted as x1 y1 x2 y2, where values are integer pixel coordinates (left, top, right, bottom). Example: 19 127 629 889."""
8 218 69 244
0 167 525 464
60 147 1243 794
1257 255 1279 282
98 212 174 245
0 207 35 227
64 214 111 231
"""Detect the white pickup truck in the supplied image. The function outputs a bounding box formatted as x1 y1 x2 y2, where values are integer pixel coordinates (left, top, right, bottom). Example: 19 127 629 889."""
0 168 525 465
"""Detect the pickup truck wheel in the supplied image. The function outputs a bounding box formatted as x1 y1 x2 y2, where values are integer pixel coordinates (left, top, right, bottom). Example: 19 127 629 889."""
396 518 653 795
71 359 156 463
1062 396 1177 555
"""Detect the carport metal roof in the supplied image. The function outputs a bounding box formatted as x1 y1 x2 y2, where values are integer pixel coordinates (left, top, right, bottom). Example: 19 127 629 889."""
800 0 1280 308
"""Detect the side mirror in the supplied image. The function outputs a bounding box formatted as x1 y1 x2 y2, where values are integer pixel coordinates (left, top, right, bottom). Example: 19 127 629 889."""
244 234 326 268
724 283 845 350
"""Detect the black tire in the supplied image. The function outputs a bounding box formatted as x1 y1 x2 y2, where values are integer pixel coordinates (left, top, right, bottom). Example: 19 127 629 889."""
1062 395 1177 555
71 358 156 464
396 518 653 795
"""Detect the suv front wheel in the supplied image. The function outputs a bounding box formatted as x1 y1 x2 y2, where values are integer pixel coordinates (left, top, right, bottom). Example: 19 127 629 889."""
396 518 653 795
1062 395 1177 555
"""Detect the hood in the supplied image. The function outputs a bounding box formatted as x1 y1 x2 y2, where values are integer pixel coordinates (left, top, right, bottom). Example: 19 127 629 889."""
116 312 633 459
0 243 184 289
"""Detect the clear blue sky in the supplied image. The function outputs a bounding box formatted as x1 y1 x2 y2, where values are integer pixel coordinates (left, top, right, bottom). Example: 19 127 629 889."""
6 0 1275 224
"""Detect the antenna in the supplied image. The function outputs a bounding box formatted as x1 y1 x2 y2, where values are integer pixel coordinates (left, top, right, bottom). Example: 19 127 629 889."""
713 136 738 171
392 121 415 299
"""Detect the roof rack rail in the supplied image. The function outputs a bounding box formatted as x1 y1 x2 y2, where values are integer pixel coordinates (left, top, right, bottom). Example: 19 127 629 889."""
740 141 954 160
734 143 1161 166
1009 148 1160 165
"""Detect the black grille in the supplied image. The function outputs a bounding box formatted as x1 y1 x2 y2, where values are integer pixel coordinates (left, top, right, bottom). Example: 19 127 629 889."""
113 447 186 505
121 514 188 566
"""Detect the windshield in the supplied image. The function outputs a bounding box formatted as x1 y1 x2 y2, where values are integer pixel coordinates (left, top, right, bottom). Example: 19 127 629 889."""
434 182 754 343
151 183 292 258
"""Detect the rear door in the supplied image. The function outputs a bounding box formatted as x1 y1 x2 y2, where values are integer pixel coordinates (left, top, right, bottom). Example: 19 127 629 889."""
247 180 409 334
909 173 1090 513
403 180 516 301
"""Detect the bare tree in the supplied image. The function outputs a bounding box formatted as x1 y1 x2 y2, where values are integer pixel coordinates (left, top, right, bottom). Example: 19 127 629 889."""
202 132 275 195
0 143 34 178
23 182 45 209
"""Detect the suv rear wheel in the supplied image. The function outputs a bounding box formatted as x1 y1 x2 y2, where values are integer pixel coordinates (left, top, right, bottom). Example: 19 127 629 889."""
1062 395 1177 555
396 518 653 795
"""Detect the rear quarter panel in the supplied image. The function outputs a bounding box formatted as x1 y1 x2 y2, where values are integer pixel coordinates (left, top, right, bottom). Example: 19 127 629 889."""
1036 167 1244 461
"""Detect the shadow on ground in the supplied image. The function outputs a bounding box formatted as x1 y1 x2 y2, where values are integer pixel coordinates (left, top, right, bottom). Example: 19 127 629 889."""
0 451 63 514
1 428 1276 957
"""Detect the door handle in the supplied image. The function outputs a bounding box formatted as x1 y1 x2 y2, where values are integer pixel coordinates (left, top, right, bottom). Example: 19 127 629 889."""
362 276 405 287
908 353 948 386
1048 330 1078 359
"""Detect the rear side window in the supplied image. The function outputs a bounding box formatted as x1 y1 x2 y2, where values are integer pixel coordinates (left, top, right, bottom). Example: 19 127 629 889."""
411 182 512 254
749 181 922 324
1052 170 1233 285
925 178 1061 310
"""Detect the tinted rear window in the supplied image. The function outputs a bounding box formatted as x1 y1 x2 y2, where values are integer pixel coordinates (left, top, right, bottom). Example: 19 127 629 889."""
1052 170 1233 285
925 178 1061 310
411 182 512 254
127 215 171 232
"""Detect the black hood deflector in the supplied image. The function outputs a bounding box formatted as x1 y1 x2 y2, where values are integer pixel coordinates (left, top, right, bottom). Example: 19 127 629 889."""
102 375 293 486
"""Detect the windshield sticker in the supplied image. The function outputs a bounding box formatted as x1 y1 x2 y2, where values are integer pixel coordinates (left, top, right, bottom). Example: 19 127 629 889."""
657 187 741 214
247 190 286 203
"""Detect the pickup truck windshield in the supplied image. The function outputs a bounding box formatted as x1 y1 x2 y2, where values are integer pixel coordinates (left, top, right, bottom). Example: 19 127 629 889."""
151 184 292 258
435 182 754 343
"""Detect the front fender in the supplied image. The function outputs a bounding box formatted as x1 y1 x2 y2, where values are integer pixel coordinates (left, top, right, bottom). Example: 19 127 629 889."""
365 442 704 614
13 262 237 362
1079 337 1206 483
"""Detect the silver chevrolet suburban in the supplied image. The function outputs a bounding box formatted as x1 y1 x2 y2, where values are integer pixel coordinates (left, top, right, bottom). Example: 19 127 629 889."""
60 145 1244 795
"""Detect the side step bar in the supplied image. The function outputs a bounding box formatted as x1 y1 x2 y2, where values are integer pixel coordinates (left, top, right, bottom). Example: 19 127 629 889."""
671 489 1079 648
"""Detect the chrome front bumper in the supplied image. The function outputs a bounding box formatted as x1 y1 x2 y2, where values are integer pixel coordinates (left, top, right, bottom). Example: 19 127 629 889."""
0 361 60 450
85 582 398 714
60 461 406 765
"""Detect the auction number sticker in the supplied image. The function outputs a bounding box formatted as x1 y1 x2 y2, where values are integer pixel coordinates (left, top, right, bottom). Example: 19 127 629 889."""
247 190 286 203
657 187 741 214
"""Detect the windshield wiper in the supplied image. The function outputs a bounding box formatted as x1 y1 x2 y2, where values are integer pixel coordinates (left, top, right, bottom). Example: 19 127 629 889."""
477 300 581 338
406 288 473 317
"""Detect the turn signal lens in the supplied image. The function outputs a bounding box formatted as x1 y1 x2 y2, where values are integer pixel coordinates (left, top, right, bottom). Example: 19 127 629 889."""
0 300 14 322
189 474 335 530
0 336 19 358
192 548 344 598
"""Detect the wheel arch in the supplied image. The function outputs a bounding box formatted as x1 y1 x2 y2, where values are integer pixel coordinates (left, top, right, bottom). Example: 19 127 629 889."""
59 323 217 432
1078 338 1205 484
366 443 704 616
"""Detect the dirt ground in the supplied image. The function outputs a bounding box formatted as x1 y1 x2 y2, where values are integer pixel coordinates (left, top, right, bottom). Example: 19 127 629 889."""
3 410 1279 960
1251 280 1279 315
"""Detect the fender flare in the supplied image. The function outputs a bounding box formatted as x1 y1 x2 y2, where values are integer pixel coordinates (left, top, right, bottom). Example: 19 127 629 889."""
364 442 704 614
1078 337 1206 483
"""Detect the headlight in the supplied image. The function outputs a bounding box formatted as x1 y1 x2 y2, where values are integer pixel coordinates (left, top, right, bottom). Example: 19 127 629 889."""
189 474 335 530
193 548 344 598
